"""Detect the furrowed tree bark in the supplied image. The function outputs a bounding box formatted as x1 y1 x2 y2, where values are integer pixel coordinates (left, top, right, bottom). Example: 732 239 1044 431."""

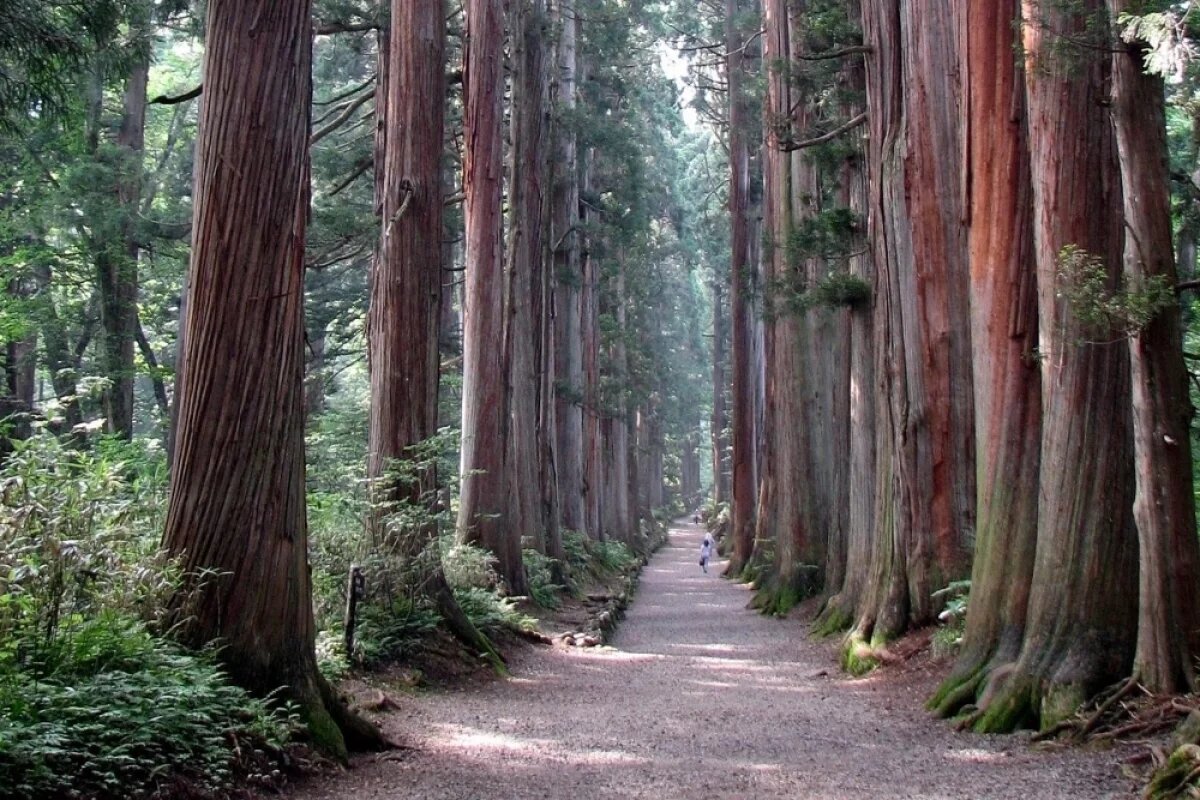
929 0 1041 716
458 0 527 594
751 0 822 611
1109 1 1200 696
727 0 758 577
815 23 873 634
551 0 586 538
162 0 383 758
846 0 972 668
972 0 1137 732
368 0 501 669
506 0 548 557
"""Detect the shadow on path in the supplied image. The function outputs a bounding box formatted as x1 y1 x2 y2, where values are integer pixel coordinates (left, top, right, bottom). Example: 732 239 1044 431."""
284 519 1133 800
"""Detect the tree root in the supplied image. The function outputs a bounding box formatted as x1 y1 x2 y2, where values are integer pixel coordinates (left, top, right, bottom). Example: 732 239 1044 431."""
752 565 821 617
317 674 391 756
427 570 508 676
811 597 855 638
927 663 986 719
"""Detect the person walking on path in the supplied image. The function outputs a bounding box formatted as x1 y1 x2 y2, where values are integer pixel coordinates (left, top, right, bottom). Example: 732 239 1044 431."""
699 532 714 573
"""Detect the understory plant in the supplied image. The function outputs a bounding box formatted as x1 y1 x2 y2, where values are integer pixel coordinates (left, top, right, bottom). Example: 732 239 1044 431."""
0 432 297 799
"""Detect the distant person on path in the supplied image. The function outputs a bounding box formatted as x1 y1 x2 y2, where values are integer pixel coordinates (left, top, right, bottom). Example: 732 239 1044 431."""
699 532 714 573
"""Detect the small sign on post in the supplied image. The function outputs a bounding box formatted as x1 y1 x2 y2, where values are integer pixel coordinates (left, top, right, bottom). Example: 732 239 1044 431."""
344 564 366 655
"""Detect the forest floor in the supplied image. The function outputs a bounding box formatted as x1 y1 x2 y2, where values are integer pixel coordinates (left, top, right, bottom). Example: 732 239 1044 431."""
279 519 1139 799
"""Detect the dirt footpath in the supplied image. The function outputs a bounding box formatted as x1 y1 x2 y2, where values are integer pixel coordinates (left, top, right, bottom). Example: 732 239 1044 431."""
284 520 1135 800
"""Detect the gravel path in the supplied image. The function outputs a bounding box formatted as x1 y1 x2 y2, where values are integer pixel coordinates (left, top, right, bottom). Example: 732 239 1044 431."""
286 519 1135 799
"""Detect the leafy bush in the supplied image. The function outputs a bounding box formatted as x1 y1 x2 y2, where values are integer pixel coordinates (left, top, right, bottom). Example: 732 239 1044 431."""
592 540 636 574
566 527 595 578
0 433 295 800
522 549 565 609
0 613 296 800
452 587 536 637
441 539 498 591
931 580 970 658
351 596 441 667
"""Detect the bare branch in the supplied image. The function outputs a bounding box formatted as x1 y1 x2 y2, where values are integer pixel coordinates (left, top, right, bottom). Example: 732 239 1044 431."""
779 112 867 152
150 85 202 105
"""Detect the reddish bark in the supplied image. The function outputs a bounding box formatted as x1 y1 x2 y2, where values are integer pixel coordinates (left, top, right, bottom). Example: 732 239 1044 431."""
973 0 1137 731
930 0 1041 715
849 0 973 653
162 0 379 755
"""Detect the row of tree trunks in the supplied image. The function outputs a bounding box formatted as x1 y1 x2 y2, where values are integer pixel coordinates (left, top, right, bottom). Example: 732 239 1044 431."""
969 0 1136 731
367 4 500 667
931 0 1200 732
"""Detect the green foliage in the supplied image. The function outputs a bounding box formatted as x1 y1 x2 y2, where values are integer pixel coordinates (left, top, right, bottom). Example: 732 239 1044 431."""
351 597 441 668
1057 244 1176 339
441 539 499 592
0 613 296 800
0 432 296 799
591 540 637 574
451 587 537 637
522 549 565 609
931 580 970 658
784 207 862 267
808 271 871 309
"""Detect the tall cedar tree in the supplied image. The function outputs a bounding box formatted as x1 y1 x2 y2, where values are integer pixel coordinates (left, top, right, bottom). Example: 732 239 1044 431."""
368 0 501 665
972 0 1137 732
552 0 587 537
930 0 1041 718
458 0 528 593
161 0 381 757
505 0 556 557
726 0 758 576
815 7 873 634
844 0 973 666
1109 0 1200 695
754 0 823 611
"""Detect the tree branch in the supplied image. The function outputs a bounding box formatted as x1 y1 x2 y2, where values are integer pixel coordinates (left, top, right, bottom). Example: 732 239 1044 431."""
150 85 202 105
311 90 374 145
779 113 868 152
794 44 872 61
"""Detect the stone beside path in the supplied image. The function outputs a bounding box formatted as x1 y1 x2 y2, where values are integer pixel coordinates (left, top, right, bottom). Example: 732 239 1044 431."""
284 519 1135 799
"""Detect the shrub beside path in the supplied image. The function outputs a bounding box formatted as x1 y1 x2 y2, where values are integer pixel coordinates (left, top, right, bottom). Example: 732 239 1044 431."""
283 519 1134 799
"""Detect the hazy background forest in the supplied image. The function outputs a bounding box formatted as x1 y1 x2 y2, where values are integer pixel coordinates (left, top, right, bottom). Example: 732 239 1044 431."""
6 0 1200 798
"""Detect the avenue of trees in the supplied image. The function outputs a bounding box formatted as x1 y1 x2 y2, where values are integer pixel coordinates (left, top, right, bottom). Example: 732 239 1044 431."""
7 0 1200 797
